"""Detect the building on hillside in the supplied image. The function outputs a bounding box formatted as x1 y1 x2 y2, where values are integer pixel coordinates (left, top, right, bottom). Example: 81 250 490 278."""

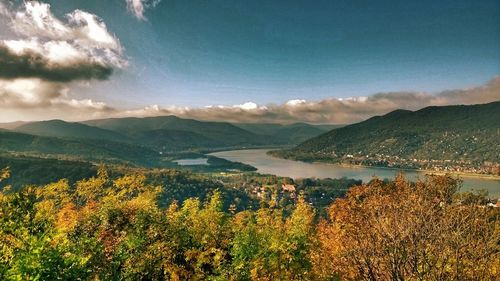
281 184 296 193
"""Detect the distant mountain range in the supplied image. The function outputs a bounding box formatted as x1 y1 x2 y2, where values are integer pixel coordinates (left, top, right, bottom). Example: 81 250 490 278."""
272 102 500 173
15 120 129 142
3 102 498 173
83 116 268 149
0 116 336 165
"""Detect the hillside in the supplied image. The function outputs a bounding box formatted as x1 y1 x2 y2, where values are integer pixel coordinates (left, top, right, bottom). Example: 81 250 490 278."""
0 131 160 166
0 121 27 130
234 123 342 144
0 154 97 190
273 102 500 174
86 116 343 148
6 117 340 153
15 120 128 142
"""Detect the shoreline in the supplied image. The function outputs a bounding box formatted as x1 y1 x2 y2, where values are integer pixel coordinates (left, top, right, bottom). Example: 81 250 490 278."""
330 162 500 181
265 150 500 181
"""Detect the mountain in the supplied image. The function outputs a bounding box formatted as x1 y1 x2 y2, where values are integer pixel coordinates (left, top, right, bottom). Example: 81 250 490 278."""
0 130 160 166
83 116 269 150
133 129 226 150
2 116 341 155
234 123 342 144
0 121 27 130
0 154 96 190
15 120 128 142
274 102 500 165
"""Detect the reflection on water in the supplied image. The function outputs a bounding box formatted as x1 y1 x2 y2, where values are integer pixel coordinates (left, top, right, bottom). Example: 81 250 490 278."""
211 149 500 198
174 158 208 166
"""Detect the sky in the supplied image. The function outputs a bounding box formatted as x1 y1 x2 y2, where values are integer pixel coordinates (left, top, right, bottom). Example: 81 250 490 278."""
0 0 499 123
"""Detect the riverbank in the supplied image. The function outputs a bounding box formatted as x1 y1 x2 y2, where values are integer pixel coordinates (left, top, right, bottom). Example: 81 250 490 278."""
211 149 500 198
332 162 500 181
267 151 500 181
202 145 291 154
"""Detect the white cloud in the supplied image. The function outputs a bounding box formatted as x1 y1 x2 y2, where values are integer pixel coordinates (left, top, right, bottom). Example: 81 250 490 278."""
125 0 161 20
1 77 499 123
0 78 110 109
10 1 70 39
10 2 121 49
233 102 258 110
0 78 63 107
0 1 9 16
104 77 500 124
286 99 306 106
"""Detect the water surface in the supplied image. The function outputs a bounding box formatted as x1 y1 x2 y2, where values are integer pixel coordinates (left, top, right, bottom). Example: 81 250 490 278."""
174 158 208 166
211 149 500 198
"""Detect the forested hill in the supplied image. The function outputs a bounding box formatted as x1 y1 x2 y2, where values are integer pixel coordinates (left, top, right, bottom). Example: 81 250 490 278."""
83 116 335 147
15 120 128 142
234 122 342 144
0 116 339 171
83 115 269 148
274 102 500 171
0 130 159 166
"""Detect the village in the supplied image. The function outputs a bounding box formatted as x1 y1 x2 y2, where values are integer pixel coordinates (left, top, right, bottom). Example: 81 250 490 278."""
339 153 500 176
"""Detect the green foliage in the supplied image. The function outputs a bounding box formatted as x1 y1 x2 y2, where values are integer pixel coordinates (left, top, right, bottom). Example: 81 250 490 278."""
0 155 96 190
0 170 318 280
15 120 128 142
234 122 340 145
231 195 316 280
0 131 160 166
0 171 497 280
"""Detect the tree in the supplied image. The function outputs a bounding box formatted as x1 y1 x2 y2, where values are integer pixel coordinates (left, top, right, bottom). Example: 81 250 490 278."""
313 174 500 280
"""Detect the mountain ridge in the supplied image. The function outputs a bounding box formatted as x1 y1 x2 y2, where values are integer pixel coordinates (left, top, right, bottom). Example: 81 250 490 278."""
272 102 500 174
15 120 129 142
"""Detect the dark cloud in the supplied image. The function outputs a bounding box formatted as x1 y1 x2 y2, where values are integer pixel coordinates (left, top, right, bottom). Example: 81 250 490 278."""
0 77 116 121
0 43 113 82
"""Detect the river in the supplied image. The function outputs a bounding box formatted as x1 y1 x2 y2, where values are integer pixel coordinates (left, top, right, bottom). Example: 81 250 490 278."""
210 149 500 198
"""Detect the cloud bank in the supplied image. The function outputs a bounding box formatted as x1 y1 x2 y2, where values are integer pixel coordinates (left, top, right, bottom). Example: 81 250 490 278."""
117 77 500 124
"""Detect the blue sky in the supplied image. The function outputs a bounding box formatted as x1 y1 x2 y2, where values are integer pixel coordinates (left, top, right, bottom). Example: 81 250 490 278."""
0 0 499 122
46 0 499 107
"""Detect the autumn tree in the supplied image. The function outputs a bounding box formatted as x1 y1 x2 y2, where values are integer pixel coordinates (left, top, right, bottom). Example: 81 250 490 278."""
312 174 500 280
1 168 498 280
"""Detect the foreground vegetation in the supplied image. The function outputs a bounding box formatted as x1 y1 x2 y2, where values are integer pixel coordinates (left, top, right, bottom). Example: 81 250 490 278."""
0 168 498 280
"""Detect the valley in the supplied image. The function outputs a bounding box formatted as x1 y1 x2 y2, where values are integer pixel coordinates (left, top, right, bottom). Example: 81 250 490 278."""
1 102 498 197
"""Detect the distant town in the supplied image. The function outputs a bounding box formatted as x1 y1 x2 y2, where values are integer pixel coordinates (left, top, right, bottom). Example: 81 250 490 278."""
339 153 500 176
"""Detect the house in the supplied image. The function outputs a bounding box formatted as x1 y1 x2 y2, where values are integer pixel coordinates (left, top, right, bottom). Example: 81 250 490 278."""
486 200 500 208
281 184 296 193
